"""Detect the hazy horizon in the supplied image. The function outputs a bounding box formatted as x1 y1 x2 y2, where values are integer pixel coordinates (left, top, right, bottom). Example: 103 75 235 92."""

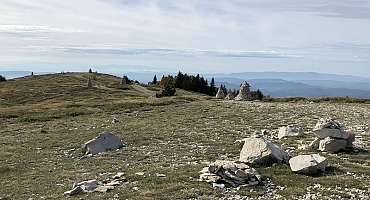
1 1 370 76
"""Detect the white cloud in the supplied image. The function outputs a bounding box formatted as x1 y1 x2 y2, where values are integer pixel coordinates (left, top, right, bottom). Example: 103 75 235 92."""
0 0 369 76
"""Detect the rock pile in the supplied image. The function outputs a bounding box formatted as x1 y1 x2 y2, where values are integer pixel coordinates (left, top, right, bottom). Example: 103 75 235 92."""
225 90 235 100
83 132 124 155
289 154 327 175
235 81 251 101
310 118 355 153
239 135 290 165
216 87 226 99
64 172 126 196
278 125 304 139
199 160 262 188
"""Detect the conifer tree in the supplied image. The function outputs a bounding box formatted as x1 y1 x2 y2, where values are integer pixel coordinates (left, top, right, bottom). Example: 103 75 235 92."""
0 75 6 82
152 75 158 84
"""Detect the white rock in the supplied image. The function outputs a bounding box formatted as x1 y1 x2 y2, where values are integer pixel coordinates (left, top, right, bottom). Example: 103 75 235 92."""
76 180 99 192
319 137 348 153
313 118 349 139
278 125 304 139
135 172 145 176
289 154 327 175
239 136 289 165
82 132 124 155
64 186 83 196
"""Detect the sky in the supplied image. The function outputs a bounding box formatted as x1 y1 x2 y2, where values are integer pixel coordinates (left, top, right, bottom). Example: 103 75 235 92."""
0 0 370 76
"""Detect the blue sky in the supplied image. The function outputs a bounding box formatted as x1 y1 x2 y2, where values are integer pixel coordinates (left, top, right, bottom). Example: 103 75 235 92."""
0 0 370 76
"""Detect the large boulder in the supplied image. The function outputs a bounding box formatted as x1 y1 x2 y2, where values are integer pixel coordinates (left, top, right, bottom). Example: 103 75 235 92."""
199 160 261 188
215 87 226 99
83 132 124 155
313 118 349 139
278 125 304 139
239 136 289 165
318 137 348 153
289 154 327 175
235 81 251 101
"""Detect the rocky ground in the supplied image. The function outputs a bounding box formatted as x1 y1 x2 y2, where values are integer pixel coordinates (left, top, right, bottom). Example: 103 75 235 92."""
1 97 369 199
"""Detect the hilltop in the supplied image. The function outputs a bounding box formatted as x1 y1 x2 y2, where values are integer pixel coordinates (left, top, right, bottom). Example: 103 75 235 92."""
0 73 369 199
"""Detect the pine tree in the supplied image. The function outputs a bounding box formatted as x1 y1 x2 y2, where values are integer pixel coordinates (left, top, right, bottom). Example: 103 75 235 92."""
89 68 92 73
152 75 158 84
0 75 6 82
160 76 176 97
210 78 216 96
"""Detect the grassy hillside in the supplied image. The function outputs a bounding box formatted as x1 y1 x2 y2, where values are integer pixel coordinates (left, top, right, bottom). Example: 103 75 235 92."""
0 73 369 199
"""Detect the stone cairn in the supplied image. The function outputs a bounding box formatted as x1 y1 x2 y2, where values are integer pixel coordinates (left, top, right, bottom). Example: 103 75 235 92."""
215 87 226 99
225 90 235 100
309 118 355 153
199 160 262 188
234 81 251 101
121 77 129 89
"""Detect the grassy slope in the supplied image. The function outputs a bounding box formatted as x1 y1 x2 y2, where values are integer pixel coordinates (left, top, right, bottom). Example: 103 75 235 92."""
0 73 369 199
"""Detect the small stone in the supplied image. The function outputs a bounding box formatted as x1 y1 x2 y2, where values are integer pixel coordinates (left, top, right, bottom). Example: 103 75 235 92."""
156 173 166 177
135 172 145 176
212 183 225 189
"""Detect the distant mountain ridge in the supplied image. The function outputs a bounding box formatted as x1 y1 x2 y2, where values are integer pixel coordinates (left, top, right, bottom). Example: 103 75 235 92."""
210 72 370 98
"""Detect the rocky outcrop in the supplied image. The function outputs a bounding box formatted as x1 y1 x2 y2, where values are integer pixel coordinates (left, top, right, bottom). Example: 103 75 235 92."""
311 118 355 153
239 135 289 165
235 81 251 101
83 132 124 155
289 154 327 175
216 87 226 99
199 160 262 188
278 125 304 139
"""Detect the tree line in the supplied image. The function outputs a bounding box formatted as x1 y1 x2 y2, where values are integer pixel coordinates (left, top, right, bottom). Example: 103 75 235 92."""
154 72 217 97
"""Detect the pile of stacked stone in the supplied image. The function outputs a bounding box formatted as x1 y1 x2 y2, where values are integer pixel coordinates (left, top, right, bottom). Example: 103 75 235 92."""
215 87 226 99
199 160 262 188
234 81 251 101
64 172 126 196
225 90 235 100
310 118 355 153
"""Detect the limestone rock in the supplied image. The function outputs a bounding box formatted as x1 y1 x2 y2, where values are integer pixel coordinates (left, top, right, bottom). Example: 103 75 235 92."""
278 125 304 139
289 154 327 175
82 132 124 155
215 88 226 99
235 81 251 101
239 136 289 165
319 137 348 153
199 160 261 187
313 118 349 139
64 186 83 196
